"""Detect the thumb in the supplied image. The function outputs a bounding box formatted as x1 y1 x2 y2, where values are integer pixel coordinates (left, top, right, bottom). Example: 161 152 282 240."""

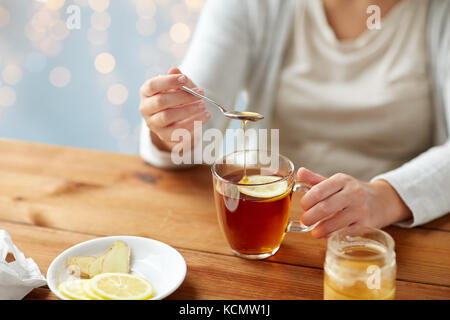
168 67 182 75
297 167 326 186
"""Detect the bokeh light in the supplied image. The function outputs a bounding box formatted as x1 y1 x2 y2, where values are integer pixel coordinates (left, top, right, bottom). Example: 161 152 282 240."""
94 52 116 74
184 0 204 10
170 3 189 22
46 0 66 11
170 23 191 44
39 37 62 57
89 0 110 13
0 7 11 29
136 0 156 19
91 12 112 31
30 11 50 33
1 0 203 155
49 66 71 87
107 84 128 105
0 86 16 107
74 0 89 6
24 23 46 43
2 65 23 85
154 0 170 5
25 7 66 58
49 20 70 41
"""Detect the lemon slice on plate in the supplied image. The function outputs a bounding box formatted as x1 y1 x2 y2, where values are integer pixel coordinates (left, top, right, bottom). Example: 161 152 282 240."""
83 280 104 300
58 279 91 300
90 273 153 300
238 175 290 199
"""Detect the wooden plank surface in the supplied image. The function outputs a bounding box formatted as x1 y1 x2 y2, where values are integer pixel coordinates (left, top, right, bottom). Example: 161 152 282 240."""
1 221 448 300
0 139 449 300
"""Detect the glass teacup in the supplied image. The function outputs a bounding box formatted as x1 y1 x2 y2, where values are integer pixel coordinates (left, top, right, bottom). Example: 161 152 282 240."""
211 150 318 260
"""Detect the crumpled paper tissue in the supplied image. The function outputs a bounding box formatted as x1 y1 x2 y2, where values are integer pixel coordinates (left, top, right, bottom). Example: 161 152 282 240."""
0 230 47 300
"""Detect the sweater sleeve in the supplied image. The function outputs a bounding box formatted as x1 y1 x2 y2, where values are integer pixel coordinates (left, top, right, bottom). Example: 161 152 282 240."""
371 139 450 228
140 0 251 168
371 1 450 228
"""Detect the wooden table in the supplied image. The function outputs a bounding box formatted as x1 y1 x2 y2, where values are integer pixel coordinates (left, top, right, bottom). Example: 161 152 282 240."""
0 139 449 300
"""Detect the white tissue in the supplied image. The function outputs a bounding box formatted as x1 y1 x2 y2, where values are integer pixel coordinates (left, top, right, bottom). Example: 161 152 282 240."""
0 230 47 300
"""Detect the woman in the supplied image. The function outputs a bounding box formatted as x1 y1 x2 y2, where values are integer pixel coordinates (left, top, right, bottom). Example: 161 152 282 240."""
139 0 450 238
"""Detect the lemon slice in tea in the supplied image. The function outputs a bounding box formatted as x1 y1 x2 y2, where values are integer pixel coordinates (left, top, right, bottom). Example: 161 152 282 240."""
90 273 153 300
238 175 289 199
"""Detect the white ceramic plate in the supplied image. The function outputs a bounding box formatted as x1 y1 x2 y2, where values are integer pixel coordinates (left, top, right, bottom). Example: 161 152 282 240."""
47 236 186 300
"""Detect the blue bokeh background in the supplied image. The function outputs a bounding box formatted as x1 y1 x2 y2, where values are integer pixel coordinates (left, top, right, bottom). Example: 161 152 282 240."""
0 0 203 154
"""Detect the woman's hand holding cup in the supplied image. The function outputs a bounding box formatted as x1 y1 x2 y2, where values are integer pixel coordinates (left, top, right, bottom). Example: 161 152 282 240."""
297 168 412 238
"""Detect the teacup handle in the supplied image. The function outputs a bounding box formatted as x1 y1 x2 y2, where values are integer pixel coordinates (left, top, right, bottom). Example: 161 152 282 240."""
286 182 320 233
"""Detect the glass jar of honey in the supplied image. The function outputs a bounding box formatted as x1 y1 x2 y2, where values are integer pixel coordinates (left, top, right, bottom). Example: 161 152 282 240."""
324 226 396 300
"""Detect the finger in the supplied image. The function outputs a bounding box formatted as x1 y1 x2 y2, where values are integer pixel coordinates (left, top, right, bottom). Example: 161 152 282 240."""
349 221 369 228
140 71 196 97
140 74 187 97
170 110 211 130
297 167 326 185
158 111 211 142
168 67 196 88
301 172 349 211
311 207 358 239
301 188 351 226
168 67 181 75
148 101 206 128
142 88 204 116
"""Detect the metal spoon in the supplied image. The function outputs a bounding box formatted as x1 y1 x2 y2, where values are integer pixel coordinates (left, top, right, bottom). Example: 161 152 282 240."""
181 86 264 122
